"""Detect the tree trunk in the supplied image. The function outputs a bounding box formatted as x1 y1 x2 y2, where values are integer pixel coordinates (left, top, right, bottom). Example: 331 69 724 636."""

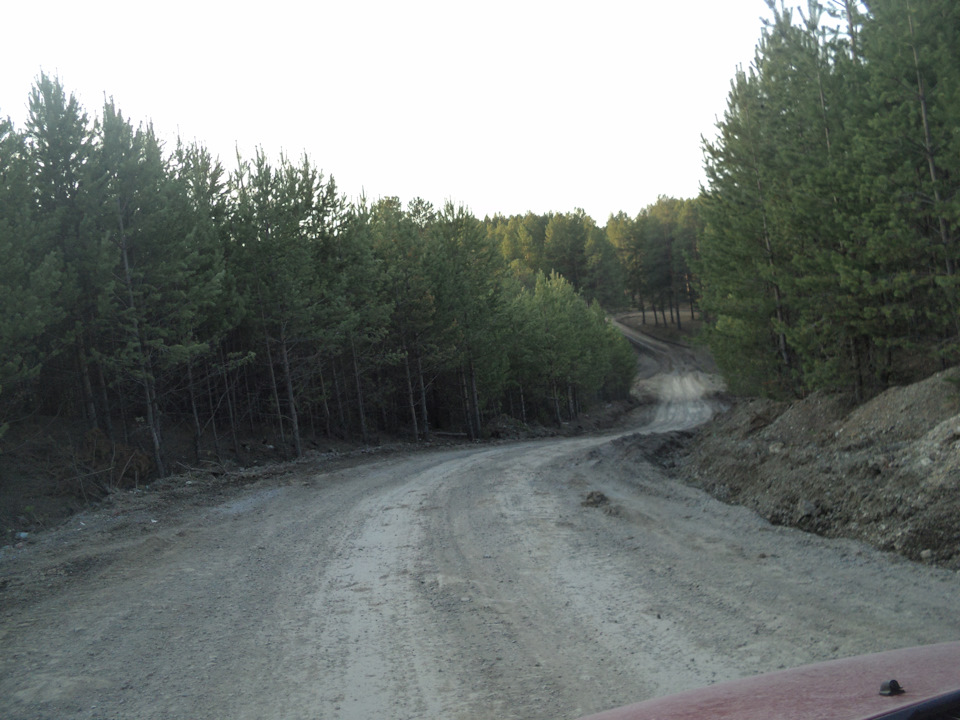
187 362 203 463
417 354 430 441
842 0 860 62
908 11 954 277
318 365 332 438
205 362 222 460
332 360 346 434
378 370 390 431
243 362 257 436
278 333 302 458
96 361 113 440
552 382 563 426
117 212 165 478
262 333 287 451
460 366 475 440
850 336 864 404
350 337 369 444
76 334 98 430
117 384 130 445
756 172 791 371
220 347 242 458
469 360 482 439
403 347 419 442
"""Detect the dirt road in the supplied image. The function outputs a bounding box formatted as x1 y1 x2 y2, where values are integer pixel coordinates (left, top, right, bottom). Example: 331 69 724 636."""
2 339 959 720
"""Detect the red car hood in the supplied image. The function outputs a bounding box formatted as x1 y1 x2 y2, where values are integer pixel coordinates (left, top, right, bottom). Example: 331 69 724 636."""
578 641 960 720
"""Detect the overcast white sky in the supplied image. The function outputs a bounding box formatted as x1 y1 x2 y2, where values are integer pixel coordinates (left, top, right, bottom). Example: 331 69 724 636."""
2 1 778 222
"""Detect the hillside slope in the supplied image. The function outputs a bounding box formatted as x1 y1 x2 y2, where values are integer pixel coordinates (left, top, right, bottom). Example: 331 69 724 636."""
674 368 960 569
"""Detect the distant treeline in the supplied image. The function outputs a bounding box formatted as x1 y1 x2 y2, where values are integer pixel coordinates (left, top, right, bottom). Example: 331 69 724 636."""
699 0 960 399
486 198 702 330
3 75 699 475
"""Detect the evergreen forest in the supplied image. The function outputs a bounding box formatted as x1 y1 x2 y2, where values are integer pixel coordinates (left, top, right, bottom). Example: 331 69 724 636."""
3 75 692 479
699 0 960 399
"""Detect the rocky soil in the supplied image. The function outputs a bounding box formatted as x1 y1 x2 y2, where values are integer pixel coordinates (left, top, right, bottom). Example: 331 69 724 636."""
673 368 960 569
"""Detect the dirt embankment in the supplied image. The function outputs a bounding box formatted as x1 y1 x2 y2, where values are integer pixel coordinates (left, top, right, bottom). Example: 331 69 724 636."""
668 368 960 569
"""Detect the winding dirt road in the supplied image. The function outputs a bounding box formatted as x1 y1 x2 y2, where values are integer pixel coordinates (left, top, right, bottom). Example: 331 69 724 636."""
2 336 958 719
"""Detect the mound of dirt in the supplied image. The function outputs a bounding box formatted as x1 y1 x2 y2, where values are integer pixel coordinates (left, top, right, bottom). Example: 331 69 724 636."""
673 367 960 569
582 490 610 507
612 430 694 467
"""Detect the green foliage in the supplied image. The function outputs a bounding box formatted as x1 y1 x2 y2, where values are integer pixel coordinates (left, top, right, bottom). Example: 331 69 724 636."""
2 76 641 460
0 115 66 390
506 272 634 420
698 0 960 398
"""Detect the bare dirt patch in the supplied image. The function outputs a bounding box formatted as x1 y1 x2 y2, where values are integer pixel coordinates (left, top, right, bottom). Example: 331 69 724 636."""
663 370 960 569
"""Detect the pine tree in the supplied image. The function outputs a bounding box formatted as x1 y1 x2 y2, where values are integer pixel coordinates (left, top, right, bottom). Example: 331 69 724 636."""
230 151 347 454
852 0 960 366
606 212 646 311
700 59 795 395
582 220 624 307
430 203 506 438
90 101 176 473
23 73 109 425
544 210 589 289
699 3 858 395
162 140 236 461
0 114 66 426
370 197 441 441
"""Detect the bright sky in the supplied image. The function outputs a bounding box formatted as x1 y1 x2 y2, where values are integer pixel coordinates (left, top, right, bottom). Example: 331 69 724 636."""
1 1 777 222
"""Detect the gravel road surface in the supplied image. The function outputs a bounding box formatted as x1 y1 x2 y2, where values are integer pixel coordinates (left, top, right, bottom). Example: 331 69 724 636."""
2 335 958 719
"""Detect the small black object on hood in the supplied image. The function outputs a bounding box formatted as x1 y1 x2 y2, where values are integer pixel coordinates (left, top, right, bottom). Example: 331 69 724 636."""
880 680 905 696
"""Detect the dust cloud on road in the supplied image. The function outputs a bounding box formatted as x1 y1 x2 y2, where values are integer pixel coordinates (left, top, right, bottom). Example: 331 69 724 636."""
2 335 958 720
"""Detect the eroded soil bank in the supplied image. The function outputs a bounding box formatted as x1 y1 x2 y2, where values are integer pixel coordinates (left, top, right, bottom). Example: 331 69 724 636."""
668 367 960 570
